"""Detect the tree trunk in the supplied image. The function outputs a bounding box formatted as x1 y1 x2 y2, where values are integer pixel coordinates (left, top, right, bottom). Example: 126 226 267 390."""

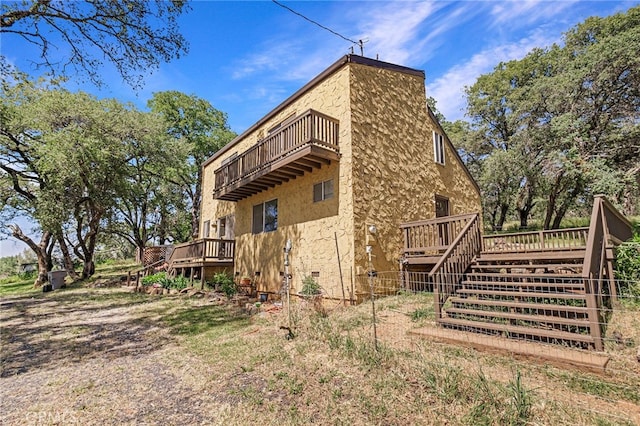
543 185 561 230
496 203 509 231
516 178 536 229
82 257 95 278
57 233 78 279
73 198 103 279
9 225 52 287
36 254 48 287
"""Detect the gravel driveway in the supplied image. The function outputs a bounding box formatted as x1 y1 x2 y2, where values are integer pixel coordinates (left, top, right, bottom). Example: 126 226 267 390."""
0 288 232 425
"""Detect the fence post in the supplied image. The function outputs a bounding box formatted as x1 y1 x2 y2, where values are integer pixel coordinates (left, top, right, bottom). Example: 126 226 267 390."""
367 244 378 351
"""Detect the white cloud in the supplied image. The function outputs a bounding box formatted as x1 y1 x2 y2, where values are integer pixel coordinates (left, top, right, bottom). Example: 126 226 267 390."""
490 0 579 27
427 29 560 122
230 40 301 80
355 2 437 64
349 2 487 67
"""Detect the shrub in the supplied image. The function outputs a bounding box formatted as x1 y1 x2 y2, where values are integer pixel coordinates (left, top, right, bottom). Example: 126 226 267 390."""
171 275 189 290
300 275 321 296
615 234 640 298
212 271 237 298
142 272 166 286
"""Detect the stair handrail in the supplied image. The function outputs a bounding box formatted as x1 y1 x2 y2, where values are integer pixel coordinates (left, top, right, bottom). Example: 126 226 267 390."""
429 213 482 320
582 195 633 351
125 257 168 287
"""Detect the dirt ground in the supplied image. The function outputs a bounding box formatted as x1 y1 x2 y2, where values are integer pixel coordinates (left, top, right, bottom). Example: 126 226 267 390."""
1 286 639 425
0 288 231 425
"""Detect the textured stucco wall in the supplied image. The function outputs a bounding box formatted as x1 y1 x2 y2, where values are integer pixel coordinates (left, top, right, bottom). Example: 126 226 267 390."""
201 66 356 297
200 58 481 299
349 63 481 294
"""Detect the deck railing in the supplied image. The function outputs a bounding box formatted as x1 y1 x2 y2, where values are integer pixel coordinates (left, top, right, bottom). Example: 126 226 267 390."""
582 195 633 351
401 213 477 259
214 109 339 191
167 238 235 267
428 213 482 319
482 227 589 253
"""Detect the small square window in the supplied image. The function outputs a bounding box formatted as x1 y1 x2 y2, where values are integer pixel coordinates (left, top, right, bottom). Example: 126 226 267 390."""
433 131 445 165
313 179 334 202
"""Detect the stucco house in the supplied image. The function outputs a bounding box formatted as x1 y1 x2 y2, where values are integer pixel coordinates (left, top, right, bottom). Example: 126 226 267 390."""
192 54 481 299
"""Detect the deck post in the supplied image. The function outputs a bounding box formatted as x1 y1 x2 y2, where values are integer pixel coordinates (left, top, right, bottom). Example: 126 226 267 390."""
201 266 205 290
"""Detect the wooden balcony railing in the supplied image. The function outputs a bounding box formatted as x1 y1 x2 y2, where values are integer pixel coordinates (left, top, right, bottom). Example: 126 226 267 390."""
482 227 589 254
400 213 477 263
214 109 340 201
167 238 235 268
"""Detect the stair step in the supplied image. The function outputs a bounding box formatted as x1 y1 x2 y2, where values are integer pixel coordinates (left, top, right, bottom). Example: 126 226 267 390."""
461 280 585 292
456 288 586 300
449 297 589 314
438 317 595 344
477 250 586 263
471 263 582 271
444 307 590 327
462 274 584 289
465 272 583 281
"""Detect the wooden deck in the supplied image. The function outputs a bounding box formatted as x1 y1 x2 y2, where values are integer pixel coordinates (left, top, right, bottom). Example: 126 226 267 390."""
400 195 633 352
167 238 235 279
213 109 340 201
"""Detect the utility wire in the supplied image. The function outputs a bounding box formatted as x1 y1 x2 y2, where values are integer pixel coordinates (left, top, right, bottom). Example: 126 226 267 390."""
271 0 362 50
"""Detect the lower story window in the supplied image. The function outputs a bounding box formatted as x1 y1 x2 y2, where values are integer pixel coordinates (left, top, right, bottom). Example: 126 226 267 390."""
313 179 334 202
252 199 278 234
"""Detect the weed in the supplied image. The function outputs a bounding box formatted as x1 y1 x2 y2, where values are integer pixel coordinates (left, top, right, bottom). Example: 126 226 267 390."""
410 306 435 322
300 275 321 296
506 370 532 425
547 369 640 403
211 271 236 297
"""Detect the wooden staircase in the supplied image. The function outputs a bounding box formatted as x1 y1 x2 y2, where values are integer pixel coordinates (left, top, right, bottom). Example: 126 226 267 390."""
402 195 634 351
438 249 596 349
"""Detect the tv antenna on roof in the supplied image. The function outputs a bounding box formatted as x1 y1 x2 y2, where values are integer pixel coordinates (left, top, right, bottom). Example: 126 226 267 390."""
349 39 369 56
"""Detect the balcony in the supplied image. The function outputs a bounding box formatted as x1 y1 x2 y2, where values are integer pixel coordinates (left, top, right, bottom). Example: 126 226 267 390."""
214 109 340 201
168 238 235 269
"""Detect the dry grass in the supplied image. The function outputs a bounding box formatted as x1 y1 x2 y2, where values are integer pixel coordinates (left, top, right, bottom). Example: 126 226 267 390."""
1 285 638 425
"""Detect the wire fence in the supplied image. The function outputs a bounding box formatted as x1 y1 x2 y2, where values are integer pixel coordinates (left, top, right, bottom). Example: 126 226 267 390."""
286 270 640 424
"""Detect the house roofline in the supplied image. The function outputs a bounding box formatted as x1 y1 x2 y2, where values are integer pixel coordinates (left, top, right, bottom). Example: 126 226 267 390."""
203 55 425 168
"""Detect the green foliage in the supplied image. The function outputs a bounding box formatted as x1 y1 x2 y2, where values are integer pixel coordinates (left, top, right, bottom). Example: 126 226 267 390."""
0 275 38 296
212 272 237 298
141 272 166 286
171 275 189 291
410 306 435 322
460 6 640 228
615 235 640 298
141 272 188 290
148 91 237 236
0 256 18 277
300 275 321 296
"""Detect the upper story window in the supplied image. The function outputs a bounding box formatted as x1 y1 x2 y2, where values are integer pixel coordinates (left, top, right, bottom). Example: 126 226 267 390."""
252 199 278 234
433 131 445 165
202 220 210 238
313 179 334 202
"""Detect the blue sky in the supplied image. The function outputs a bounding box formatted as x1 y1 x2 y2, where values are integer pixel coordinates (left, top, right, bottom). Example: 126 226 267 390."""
1 0 638 257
